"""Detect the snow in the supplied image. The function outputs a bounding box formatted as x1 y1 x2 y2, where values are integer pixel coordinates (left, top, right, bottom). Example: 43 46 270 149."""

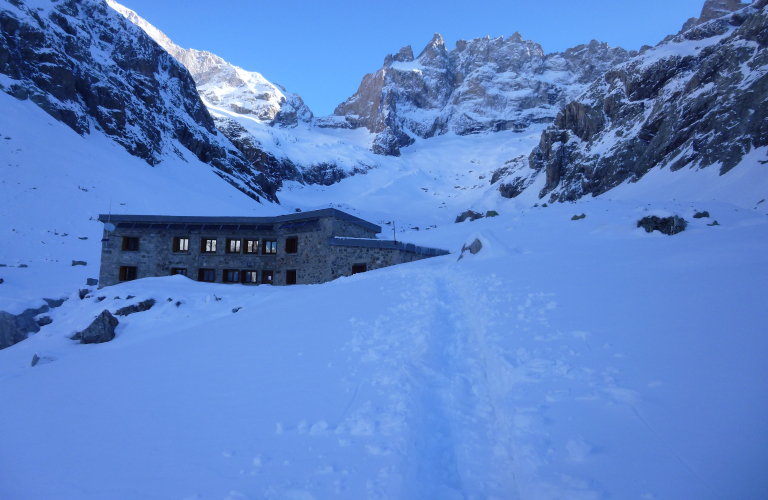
2 3 768 498
1 198 766 499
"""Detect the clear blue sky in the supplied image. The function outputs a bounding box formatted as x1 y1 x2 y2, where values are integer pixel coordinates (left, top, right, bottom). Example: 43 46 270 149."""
116 0 711 116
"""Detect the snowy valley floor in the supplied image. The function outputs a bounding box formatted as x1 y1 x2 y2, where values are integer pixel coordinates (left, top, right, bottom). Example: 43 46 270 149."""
1 200 767 500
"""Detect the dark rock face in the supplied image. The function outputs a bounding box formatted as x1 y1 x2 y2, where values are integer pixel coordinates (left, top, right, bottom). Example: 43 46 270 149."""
530 2 768 203
455 210 484 223
76 310 119 344
0 0 279 202
638 216 688 235
115 298 155 317
331 33 632 156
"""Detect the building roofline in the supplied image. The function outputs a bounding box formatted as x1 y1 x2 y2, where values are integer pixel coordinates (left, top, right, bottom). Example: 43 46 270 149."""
98 208 381 233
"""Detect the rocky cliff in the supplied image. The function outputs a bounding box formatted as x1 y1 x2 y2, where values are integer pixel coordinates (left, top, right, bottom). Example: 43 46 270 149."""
329 33 634 156
0 0 281 202
106 0 312 128
520 0 766 203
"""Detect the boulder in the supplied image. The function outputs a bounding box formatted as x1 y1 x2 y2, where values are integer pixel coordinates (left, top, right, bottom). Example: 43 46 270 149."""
0 306 46 350
485 210 500 218
637 216 688 235
708 220 721 226
36 316 53 327
463 238 483 255
455 210 484 223
571 214 586 220
78 289 89 300
31 353 55 367
693 211 710 219
115 299 156 317
76 310 119 344
72 260 87 266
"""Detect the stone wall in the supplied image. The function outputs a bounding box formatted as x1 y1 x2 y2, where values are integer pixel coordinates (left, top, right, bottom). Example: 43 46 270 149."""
98 212 448 287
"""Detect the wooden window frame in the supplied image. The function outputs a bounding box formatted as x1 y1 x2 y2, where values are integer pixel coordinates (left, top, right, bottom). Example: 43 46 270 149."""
201 238 217 253
173 237 190 252
262 239 277 255
243 239 259 254
225 238 241 254
223 269 240 283
122 236 139 251
198 268 216 282
261 270 274 285
119 266 138 281
352 263 367 275
241 270 259 284
285 236 298 254
286 269 297 285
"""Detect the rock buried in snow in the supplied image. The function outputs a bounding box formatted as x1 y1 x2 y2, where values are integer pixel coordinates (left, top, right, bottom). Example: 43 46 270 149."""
31 353 54 367
455 210 484 223
463 238 483 255
708 220 720 226
78 289 89 300
86 278 98 286
571 214 586 220
693 211 710 219
115 299 155 317
485 210 499 218
637 216 688 235
36 316 53 327
76 310 118 344
458 238 483 261
72 260 87 266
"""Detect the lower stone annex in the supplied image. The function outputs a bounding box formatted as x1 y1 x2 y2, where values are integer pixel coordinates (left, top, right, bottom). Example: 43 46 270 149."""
98 208 449 287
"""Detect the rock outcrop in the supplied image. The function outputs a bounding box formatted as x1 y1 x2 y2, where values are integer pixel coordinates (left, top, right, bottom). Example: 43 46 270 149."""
330 33 633 155
0 0 280 202
526 0 767 203
0 303 50 350
638 216 688 235
75 310 119 344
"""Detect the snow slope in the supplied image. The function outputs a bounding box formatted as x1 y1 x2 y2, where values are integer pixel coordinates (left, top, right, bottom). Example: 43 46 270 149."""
0 89 283 315
1 199 766 499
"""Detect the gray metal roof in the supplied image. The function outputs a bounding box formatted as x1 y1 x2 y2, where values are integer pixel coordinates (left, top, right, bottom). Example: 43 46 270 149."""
98 208 381 233
326 237 450 256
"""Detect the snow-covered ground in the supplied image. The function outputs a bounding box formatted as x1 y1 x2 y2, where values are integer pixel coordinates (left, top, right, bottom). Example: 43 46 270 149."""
1 197 766 499
0 90 284 314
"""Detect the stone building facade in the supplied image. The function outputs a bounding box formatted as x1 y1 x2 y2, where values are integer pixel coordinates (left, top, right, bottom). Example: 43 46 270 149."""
98 209 449 287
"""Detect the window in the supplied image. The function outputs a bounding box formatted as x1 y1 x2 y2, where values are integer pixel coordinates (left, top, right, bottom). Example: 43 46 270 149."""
122 237 139 251
173 237 189 252
352 264 367 275
285 237 298 254
286 269 297 285
261 270 274 285
226 238 241 254
171 268 187 276
241 271 258 284
201 238 217 253
262 240 277 255
243 239 259 254
119 266 138 281
223 269 240 283
198 268 216 282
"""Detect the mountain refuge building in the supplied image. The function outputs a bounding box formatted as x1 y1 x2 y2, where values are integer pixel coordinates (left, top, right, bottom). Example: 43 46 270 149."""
97 209 449 287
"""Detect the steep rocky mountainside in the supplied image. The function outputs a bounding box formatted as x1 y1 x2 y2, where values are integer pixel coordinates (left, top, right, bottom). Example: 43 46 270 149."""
106 0 312 127
516 0 767 203
0 0 281 202
329 33 635 156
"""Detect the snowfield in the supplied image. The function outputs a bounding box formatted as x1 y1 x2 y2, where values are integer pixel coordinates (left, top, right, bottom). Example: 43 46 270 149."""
1 189 767 499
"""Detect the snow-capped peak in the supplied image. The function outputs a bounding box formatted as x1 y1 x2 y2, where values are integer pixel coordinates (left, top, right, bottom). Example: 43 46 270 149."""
107 0 313 127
